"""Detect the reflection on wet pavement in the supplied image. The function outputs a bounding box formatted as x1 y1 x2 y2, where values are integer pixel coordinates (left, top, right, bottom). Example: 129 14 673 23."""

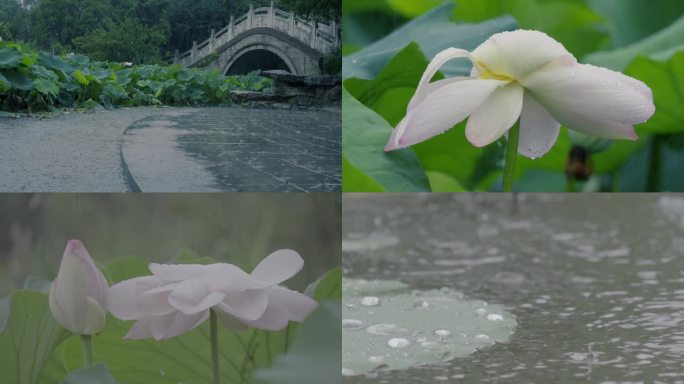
343 194 684 383
0 108 186 192
122 107 341 192
0 106 340 192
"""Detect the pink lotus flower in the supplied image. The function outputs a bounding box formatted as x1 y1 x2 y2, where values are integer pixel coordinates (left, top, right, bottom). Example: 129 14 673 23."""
385 30 656 158
49 240 109 335
108 250 318 340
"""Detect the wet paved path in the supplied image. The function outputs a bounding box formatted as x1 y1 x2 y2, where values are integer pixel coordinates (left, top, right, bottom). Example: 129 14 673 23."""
0 108 192 192
0 107 340 192
122 108 341 192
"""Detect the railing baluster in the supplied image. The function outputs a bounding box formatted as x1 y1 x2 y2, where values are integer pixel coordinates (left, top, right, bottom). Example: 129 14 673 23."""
176 4 340 66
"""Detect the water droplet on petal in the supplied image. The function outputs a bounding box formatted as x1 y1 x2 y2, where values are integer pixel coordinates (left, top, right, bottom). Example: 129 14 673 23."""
388 338 411 349
342 319 364 330
476 308 487 316
487 313 504 321
361 296 380 306
434 329 451 337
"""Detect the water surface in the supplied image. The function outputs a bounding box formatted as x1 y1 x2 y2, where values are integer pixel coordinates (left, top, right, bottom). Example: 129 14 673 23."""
343 194 684 383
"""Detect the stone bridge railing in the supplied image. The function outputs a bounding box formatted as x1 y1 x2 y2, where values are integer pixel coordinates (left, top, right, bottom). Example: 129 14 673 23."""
174 2 340 67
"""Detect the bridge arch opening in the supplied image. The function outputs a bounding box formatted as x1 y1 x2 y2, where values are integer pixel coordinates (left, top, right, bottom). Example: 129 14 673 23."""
224 47 295 75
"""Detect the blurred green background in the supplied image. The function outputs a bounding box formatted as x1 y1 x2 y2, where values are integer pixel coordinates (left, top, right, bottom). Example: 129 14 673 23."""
0 193 340 296
342 0 684 192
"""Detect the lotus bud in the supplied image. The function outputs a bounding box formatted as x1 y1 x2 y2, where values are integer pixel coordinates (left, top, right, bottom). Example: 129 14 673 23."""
49 240 109 335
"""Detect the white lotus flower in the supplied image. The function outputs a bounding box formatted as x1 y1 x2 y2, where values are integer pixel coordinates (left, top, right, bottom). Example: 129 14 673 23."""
385 30 656 158
108 250 318 340
49 240 109 335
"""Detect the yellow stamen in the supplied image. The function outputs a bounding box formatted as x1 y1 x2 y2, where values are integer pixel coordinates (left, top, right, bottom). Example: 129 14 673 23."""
476 61 514 82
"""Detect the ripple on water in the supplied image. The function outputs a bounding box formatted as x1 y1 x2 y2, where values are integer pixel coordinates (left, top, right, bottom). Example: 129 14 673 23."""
343 194 684 381
342 319 364 331
343 232 399 253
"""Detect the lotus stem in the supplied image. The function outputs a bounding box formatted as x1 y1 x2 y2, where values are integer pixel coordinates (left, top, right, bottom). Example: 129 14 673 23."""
210 309 220 384
647 135 663 192
81 334 92 367
502 123 520 192
566 177 576 192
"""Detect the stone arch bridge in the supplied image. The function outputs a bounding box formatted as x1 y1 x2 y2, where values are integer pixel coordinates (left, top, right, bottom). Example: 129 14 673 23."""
173 3 339 76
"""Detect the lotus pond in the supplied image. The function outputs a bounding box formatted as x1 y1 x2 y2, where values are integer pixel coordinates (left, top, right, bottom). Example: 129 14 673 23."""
0 42 271 112
342 193 684 382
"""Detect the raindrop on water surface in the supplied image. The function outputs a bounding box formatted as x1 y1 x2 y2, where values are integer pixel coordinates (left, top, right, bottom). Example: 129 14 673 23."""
361 296 380 306
388 338 411 349
342 319 364 330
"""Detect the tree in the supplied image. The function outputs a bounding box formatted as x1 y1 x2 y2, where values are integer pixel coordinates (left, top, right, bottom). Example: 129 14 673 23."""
0 0 30 41
166 0 231 51
30 0 113 48
277 0 340 20
72 17 167 63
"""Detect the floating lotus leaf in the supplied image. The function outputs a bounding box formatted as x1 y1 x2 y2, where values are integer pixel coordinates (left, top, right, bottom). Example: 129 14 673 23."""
342 279 516 376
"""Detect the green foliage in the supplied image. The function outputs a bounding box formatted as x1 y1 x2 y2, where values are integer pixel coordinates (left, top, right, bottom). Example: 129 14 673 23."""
452 0 608 58
306 266 341 301
319 45 342 75
0 0 32 41
584 15 684 71
166 0 233 52
0 290 71 384
625 52 684 135
278 0 341 20
342 88 430 192
72 18 167 64
0 44 22 67
0 43 272 111
342 2 517 80
61 363 117 384
30 0 113 48
586 0 684 48
254 302 341 384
